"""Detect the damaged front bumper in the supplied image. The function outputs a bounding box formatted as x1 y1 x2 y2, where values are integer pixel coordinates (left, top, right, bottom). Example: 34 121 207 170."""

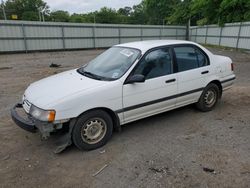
11 103 76 153
11 103 61 139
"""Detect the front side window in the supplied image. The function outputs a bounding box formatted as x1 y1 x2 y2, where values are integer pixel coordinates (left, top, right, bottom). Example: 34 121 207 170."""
174 46 208 72
133 48 173 80
77 47 140 80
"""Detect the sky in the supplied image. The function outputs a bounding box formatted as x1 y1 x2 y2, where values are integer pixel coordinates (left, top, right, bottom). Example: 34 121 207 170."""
43 0 142 14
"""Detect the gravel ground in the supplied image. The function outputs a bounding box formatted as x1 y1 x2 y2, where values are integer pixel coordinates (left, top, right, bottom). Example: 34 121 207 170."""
0 47 249 188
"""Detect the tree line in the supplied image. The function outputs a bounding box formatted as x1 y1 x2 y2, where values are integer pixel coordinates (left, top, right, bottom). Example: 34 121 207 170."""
1 0 250 26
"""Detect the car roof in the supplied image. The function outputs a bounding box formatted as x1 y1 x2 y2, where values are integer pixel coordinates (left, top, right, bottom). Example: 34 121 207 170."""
115 40 197 53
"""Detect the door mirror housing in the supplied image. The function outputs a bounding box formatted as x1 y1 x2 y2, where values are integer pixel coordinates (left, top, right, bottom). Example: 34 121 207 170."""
125 74 145 84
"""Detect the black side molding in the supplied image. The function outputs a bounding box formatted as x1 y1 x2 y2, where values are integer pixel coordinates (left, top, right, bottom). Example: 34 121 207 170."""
116 87 204 113
221 76 236 83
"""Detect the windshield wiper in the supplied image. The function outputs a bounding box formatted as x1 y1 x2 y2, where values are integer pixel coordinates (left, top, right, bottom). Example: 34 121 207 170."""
77 68 102 80
83 71 102 80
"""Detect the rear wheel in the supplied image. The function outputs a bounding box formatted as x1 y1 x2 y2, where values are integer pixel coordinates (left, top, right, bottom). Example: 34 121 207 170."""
196 83 220 112
72 110 113 151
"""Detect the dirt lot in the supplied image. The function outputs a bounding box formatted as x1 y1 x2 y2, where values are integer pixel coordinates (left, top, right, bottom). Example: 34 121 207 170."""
0 47 250 188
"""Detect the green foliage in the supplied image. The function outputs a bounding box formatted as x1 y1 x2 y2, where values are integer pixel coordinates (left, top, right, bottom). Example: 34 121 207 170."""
167 0 192 25
219 0 250 25
191 0 250 25
118 6 132 16
1 0 250 25
50 10 70 22
191 0 222 25
144 0 179 24
22 11 39 21
129 3 147 24
4 0 49 20
69 14 86 23
95 7 119 24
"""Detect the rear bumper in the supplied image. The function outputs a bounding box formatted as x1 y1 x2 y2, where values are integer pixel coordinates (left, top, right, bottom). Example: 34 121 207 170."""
11 103 37 133
221 75 236 91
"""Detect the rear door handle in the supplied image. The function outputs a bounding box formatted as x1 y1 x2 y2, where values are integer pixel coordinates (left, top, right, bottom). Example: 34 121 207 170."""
165 78 176 83
201 71 209 74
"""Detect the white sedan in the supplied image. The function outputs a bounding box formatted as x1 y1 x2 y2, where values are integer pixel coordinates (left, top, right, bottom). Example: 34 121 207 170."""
11 40 235 152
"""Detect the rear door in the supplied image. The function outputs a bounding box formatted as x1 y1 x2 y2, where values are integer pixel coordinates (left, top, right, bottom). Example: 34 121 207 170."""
122 47 178 123
173 45 211 106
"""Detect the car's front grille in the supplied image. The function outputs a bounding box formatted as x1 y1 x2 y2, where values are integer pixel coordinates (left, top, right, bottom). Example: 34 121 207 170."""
22 99 31 113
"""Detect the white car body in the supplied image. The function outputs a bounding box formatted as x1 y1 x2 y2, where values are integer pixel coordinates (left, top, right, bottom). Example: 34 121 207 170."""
12 40 235 149
24 40 235 125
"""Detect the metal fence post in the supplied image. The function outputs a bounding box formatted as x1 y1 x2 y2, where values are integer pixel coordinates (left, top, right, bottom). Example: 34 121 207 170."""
160 27 162 39
61 25 65 50
205 25 208 44
195 27 197 42
21 24 28 53
92 25 96 48
140 26 143 41
176 28 178 39
236 22 242 50
218 27 223 46
118 27 121 44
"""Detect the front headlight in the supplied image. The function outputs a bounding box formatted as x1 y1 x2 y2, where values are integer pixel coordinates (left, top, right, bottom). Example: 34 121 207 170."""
30 105 56 122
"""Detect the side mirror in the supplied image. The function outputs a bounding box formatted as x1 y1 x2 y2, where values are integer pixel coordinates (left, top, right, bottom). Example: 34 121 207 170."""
125 74 145 84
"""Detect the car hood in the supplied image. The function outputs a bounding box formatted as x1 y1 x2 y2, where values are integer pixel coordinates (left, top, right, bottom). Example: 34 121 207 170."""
24 69 108 109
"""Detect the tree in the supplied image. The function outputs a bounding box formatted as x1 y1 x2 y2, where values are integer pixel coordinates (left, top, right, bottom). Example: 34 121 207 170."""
167 0 192 25
95 7 120 24
191 0 222 25
4 0 49 20
144 0 179 25
2 0 250 26
69 13 86 23
118 6 132 16
129 2 147 24
219 0 250 24
50 10 70 22
22 11 39 21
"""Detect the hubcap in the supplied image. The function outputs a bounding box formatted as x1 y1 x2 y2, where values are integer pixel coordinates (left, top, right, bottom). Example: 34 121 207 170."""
204 89 216 107
81 118 107 144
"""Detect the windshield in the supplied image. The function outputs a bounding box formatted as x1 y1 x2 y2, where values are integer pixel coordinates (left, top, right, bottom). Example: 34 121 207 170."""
77 47 140 80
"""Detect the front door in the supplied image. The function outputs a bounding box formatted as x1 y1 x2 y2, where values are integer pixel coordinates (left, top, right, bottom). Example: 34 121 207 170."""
122 47 178 123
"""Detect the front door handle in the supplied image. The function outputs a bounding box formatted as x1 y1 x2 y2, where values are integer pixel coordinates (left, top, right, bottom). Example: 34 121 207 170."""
201 70 209 74
165 78 176 83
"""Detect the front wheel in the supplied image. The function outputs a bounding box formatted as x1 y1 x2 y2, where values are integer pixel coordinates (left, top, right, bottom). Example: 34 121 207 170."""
72 110 113 151
196 83 220 112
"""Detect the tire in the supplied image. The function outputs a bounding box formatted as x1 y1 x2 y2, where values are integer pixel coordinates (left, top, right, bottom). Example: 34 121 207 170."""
195 83 220 112
72 110 113 151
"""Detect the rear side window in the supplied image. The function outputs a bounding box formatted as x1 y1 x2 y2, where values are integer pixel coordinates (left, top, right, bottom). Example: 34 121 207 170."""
174 46 209 72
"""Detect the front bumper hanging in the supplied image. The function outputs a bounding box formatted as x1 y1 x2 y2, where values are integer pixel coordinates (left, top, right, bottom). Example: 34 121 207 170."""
11 103 76 153
11 103 37 133
11 103 55 139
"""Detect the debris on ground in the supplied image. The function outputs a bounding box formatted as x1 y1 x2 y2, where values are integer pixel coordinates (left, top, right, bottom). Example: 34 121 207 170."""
92 164 108 177
0 67 12 70
49 63 61 68
2 155 10 161
203 167 216 174
149 167 169 174
99 149 105 154
24 158 30 161
240 171 250 174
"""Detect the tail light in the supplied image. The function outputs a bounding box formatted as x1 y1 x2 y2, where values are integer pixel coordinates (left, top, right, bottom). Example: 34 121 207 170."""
231 63 234 71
